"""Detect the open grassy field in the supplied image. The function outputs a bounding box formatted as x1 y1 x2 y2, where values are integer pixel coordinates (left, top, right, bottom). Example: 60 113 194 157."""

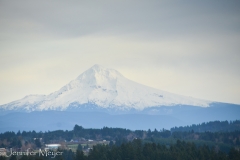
67 144 78 152
67 141 109 152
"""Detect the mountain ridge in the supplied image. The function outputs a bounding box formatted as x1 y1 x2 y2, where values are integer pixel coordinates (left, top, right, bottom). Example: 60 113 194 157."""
0 64 211 112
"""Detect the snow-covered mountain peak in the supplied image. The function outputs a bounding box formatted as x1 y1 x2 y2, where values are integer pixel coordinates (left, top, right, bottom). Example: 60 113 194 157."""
0 64 212 112
73 64 124 92
77 64 123 82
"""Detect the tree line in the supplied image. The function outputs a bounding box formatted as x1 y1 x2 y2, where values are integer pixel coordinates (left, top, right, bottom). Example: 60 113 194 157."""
1 120 240 150
171 120 240 132
2 139 240 160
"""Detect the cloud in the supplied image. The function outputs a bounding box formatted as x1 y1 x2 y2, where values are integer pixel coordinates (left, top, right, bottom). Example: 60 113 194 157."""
1 1 240 39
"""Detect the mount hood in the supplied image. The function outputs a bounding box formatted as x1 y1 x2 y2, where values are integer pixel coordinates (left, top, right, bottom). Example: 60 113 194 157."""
0 64 211 112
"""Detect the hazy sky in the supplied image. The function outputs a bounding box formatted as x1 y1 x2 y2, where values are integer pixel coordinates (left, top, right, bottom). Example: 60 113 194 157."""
0 0 240 105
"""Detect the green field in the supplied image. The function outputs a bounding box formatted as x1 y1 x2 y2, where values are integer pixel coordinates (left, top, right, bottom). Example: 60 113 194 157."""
67 144 78 152
67 143 95 152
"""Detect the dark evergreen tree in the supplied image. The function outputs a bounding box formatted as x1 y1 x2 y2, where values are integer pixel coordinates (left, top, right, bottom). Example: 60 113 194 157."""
229 148 240 160
9 155 17 160
17 139 22 148
35 139 41 148
75 150 85 160
0 156 6 160
77 144 83 151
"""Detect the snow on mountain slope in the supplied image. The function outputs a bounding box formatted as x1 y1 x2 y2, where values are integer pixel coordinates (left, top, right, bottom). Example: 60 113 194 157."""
0 64 211 111
0 95 46 111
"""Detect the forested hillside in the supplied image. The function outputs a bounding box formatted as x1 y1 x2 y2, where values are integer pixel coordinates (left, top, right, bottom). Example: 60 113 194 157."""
84 139 240 160
171 120 240 132
0 120 240 160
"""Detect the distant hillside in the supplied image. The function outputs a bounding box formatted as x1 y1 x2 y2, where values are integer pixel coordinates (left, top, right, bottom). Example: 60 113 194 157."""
171 120 240 132
1 120 240 152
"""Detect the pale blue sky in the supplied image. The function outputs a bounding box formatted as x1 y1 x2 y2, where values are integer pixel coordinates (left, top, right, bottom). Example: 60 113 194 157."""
0 0 240 105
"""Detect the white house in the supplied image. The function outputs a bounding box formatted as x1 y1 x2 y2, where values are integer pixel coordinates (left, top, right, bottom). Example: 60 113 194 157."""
45 144 61 150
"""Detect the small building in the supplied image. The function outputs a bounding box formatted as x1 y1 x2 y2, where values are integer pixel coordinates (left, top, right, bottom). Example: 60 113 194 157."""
0 148 6 157
45 144 61 150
